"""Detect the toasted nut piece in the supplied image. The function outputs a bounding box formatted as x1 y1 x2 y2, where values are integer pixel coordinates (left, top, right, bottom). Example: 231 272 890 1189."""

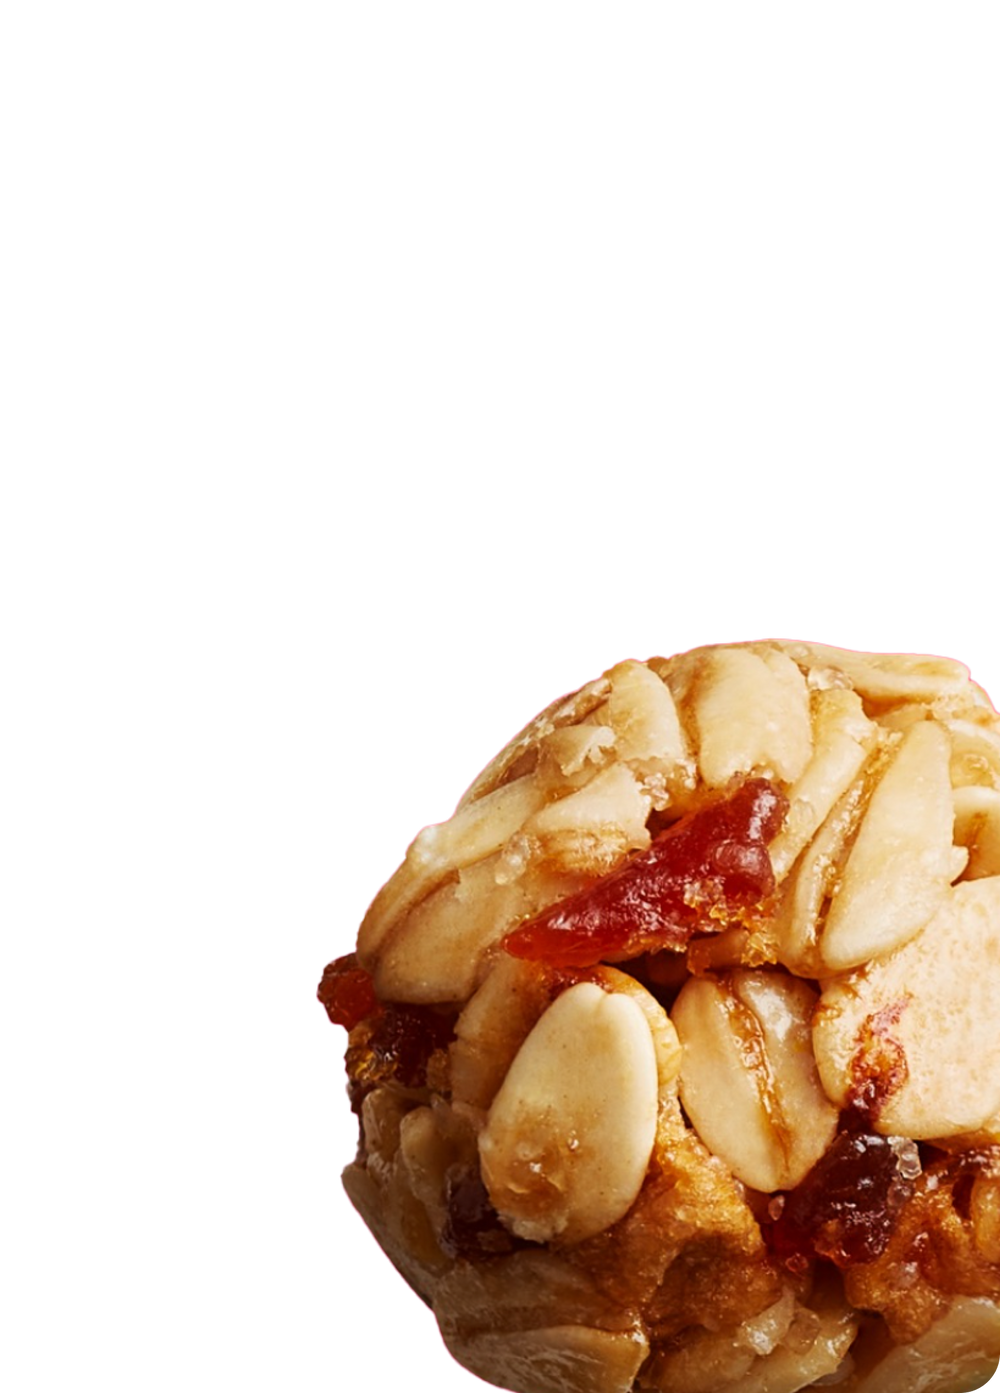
398 1106 454 1233
772 641 972 704
457 676 613 809
770 744 895 975
645 1286 857 1393
541 724 616 780
733 1290 857 1393
360 1086 409 1169
972 1170 1000 1264
954 785 1000 880
688 648 812 788
947 718 1000 790
819 721 956 971
589 965 683 1101
451 957 556 1112
434 1251 649 1393
433 1246 639 1339
367 852 590 1008
523 764 653 876
359 773 549 963
673 971 838 1193
814 878 1000 1137
642 1289 796 1393
441 1323 649 1393
851 1297 1000 1393
479 981 660 1244
605 660 687 769
768 688 876 882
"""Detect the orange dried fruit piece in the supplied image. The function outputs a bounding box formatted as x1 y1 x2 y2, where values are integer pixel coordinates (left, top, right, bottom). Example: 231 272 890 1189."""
502 777 787 967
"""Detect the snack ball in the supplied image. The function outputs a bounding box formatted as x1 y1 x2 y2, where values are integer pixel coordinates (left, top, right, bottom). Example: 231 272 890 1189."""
319 640 1000 1393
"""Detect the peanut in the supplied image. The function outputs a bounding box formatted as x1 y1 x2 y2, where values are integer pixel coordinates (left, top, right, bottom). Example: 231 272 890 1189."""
478 981 661 1244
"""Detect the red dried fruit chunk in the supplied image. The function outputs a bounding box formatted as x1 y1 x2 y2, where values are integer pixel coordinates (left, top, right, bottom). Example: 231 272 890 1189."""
318 955 456 1111
357 1004 455 1089
502 778 788 968
766 1122 915 1271
317 953 379 1030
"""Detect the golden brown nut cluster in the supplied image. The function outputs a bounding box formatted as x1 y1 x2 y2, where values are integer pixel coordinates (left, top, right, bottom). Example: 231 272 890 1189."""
319 640 1000 1393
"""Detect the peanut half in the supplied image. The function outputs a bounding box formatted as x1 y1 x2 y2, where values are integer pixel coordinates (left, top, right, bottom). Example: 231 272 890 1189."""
672 970 838 1194
478 980 666 1245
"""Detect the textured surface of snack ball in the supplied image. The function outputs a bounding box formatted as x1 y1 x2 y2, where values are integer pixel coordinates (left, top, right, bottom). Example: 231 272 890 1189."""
319 640 1000 1393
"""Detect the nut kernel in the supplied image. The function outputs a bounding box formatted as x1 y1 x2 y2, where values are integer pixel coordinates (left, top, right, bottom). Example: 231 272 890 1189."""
478 981 659 1244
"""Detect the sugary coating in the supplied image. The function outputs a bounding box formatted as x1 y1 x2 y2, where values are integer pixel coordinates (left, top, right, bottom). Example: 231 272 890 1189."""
319 640 1000 1393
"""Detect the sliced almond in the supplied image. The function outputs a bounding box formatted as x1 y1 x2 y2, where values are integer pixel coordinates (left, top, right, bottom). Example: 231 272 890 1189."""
851 1297 1000 1393
606 660 687 769
769 688 876 883
773 641 971 704
735 1292 857 1393
479 981 659 1244
457 675 613 808
540 724 616 780
440 1322 649 1393
689 647 812 788
769 740 897 975
369 854 531 1002
814 878 1000 1137
947 717 1000 790
954 785 1000 880
589 965 683 1101
523 763 652 875
819 721 956 971
359 773 548 963
451 957 556 1112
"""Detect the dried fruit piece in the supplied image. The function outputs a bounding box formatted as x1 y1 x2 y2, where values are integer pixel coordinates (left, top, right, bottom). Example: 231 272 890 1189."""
317 952 378 1030
765 1121 916 1270
842 1147 1000 1352
340 993 456 1109
502 778 787 967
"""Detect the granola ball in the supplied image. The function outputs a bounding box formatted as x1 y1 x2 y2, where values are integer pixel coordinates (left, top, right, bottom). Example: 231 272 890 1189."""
319 640 1000 1393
